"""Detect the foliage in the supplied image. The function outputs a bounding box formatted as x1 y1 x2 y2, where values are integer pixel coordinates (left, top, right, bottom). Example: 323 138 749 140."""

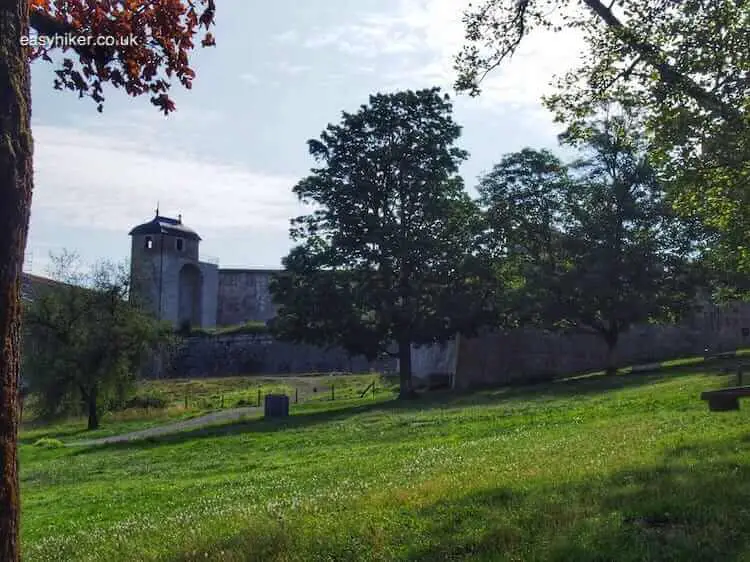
456 0 749 281
28 0 216 113
479 112 702 373
18 368 750 561
270 88 497 398
121 394 167 410
477 146 572 326
23 251 172 430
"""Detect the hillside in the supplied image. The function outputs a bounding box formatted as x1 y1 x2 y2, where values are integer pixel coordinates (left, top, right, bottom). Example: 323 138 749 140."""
21 368 750 561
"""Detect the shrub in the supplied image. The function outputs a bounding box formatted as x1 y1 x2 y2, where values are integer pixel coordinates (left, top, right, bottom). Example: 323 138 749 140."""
123 394 167 409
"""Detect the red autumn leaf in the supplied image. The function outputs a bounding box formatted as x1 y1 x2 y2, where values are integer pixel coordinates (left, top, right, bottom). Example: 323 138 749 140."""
28 0 217 114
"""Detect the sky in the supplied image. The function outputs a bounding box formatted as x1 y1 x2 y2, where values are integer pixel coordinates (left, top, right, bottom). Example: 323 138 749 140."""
26 0 586 276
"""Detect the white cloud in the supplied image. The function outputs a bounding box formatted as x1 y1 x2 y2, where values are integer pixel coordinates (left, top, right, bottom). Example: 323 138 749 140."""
32 120 303 235
276 62 313 75
273 29 300 44
239 72 260 83
302 0 586 112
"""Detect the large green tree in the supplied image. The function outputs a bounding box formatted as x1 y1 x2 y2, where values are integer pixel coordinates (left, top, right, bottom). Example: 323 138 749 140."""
270 88 495 398
0 3 214 556
24 253 170 430
456 0 748 278
480 114 702 374
476 148 571 326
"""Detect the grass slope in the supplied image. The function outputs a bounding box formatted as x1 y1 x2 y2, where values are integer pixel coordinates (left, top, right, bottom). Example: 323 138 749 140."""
21 368 750 561
21 373 391 444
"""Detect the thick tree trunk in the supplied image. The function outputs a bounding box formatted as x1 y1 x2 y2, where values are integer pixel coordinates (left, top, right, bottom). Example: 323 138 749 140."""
87 392 99 431
605 336 618 376
397 338 416 400
0 2 33 561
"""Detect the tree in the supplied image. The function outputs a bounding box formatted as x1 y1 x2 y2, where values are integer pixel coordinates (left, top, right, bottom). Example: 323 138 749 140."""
0 2 215 558
24 252 170 430
270 88 496 399
456 0 749 279
476 148 571 326
480 113 702 375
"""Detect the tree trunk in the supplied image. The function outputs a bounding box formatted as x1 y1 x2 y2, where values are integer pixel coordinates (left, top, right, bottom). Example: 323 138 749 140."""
605 336 618 376
87 392 99 431
397 338 416 400
0 2 33 561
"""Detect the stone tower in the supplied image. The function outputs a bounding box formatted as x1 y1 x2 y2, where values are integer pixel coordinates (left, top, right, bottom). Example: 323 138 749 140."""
129 210 217 328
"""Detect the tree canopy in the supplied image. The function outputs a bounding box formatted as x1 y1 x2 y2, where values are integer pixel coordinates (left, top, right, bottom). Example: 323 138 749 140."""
270 88 496 398
479 113 702 374
456 0 749 279
28 0 216 113
23 253 170 430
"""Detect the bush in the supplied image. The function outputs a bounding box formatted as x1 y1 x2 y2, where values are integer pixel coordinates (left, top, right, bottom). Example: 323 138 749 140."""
123 394 167 409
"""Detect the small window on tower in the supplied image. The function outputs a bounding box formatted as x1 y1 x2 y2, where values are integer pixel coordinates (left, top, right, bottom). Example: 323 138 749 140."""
145 236 153 249
176 238 184 252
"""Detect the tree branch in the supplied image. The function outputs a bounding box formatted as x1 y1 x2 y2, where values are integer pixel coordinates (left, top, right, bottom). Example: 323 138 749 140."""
29 10 74 37
583 0 743 122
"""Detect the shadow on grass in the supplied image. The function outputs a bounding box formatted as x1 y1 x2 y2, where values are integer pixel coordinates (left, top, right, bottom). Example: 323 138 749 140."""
168 432 750 562
408 435 750 562
69 368 706 455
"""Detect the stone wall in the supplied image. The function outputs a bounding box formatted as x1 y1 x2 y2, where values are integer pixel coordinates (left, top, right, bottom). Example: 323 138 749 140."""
149 333 396 378
412 301 750 390
216 269 279 326
198 262 219 329
411 342 458 383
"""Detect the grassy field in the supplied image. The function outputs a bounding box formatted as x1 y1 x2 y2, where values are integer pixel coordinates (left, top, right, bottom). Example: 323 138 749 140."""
21 373 393 443
20 366 750 561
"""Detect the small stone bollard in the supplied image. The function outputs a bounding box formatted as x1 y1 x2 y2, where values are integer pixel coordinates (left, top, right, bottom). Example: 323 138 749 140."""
264 394 289 419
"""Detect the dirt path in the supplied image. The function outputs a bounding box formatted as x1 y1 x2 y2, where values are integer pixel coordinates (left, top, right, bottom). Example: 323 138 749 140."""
69 406 261 446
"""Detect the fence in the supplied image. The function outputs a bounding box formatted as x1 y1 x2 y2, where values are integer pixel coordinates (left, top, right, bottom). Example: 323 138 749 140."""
176 375 397 412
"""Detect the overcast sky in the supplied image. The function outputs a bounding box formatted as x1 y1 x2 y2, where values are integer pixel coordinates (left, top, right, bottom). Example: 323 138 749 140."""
26 0 585 275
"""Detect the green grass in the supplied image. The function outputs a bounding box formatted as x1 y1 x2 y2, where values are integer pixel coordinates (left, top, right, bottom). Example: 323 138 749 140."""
190 320 270 337
138 372 393 410
20 373 393 443
20 367 750 561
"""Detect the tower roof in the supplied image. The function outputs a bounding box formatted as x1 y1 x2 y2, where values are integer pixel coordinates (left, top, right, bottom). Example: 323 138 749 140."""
128 213 201 241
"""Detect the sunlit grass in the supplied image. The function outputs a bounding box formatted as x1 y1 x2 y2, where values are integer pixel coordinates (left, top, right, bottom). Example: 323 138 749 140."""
21 367 750 561
20 373 395 442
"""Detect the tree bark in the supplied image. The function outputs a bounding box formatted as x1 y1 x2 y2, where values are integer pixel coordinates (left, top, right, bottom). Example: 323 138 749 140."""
397 338 416 400
604 334 618 376
0 2 33 560
87 392 99 431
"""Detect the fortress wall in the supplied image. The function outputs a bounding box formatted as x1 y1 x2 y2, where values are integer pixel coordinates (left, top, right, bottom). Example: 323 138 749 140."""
146 333 396 378
199 262 219 329
415 301 750 390
411 341 458 381
216 269 279 326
